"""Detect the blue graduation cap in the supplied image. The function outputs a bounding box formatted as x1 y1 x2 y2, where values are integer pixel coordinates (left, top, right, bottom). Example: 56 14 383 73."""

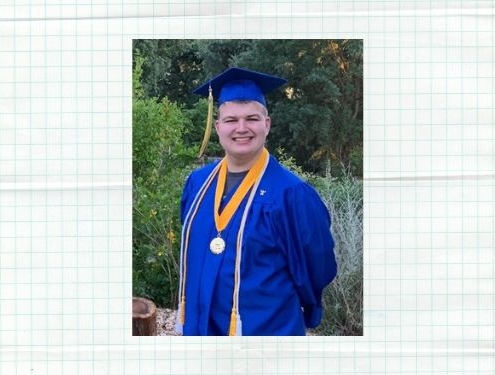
193 67 287 157
193 67 287 107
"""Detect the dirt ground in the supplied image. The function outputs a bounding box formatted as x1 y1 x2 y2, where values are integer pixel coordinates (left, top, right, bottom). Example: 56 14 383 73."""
156 308 181 336
155 308 316 336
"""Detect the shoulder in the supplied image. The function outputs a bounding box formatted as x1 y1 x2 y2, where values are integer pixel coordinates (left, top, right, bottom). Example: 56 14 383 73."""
263 155 305 189
258 155 324 207
263 155 322 198
262 157 331 232
180 160 221 220
185 160 221 187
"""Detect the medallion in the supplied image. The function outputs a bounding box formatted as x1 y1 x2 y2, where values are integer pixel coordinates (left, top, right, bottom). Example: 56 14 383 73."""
210 236 226 254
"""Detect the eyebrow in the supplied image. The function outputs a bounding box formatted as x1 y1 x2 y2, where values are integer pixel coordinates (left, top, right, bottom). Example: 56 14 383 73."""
220 113 262 121
219 115 237 122
246 114 262 119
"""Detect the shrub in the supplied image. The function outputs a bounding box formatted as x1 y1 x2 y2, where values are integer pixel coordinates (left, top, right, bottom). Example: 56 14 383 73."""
132 76 196 306
132 164 193 307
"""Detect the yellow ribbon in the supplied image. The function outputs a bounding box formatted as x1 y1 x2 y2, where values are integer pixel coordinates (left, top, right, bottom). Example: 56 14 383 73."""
214 148 269 233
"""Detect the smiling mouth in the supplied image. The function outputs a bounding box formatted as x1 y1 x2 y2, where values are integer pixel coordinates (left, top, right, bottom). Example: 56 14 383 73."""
232 136 253 142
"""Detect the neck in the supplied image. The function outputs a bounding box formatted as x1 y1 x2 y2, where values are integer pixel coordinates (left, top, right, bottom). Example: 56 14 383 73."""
225 149 265 172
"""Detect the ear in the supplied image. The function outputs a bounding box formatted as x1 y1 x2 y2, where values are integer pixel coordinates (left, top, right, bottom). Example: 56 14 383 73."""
265 116 271 135
215 119 220 133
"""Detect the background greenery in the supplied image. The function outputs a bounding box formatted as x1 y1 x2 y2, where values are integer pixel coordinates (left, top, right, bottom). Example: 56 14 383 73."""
132 40 363 335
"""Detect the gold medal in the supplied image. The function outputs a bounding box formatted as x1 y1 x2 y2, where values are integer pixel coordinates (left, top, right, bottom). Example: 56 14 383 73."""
210 236 226 254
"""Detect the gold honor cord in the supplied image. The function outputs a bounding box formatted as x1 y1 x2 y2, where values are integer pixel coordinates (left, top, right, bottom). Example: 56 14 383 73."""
175 148 270 336
214 148 269 233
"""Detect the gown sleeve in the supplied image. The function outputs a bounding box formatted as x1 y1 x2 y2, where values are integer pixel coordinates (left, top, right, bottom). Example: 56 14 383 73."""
180 173 194 225
273 182 337 328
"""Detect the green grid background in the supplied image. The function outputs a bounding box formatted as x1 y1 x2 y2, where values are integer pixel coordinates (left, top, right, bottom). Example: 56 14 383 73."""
1 1 494 374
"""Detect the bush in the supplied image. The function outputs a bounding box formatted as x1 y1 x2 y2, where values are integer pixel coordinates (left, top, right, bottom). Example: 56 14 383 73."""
349 146 363 177
132 164 193 307
132 77 196 306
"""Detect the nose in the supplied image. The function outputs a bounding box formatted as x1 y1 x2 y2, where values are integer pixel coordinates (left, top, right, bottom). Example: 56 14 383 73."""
236 119 248 132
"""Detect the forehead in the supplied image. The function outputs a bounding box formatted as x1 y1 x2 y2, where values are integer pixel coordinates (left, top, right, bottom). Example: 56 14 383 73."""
218 100 266 117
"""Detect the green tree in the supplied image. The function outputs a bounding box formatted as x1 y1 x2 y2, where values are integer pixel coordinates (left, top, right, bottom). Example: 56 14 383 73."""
232 39 363 175
132 39 203 106
132 39 363 176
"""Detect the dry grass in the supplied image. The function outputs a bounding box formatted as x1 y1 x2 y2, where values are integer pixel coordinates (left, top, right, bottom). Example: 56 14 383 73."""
313 168 363 336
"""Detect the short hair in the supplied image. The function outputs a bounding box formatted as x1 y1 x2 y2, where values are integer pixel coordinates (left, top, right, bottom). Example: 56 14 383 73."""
218 100 268 117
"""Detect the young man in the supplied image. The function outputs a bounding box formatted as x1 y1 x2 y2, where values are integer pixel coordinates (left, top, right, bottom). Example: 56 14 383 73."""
175 67 337 336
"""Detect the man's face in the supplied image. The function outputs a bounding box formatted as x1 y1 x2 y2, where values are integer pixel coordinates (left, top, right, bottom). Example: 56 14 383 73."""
215 101 271 169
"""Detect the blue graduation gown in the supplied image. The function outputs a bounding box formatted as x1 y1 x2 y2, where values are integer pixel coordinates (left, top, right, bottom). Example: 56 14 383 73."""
180 155 337 336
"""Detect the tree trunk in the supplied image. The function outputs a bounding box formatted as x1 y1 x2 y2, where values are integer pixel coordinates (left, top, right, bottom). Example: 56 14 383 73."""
132 297 157 336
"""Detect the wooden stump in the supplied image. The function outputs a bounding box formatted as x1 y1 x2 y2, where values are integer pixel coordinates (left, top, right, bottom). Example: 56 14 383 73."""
132 297 157 336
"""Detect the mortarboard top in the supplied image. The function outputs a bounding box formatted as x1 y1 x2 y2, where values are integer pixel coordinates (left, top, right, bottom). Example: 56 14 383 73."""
192 67 287 107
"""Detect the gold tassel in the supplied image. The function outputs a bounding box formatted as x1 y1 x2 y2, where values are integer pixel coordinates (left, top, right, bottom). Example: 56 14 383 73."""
228 309 237 336
180 298 185 324
198 85 214 158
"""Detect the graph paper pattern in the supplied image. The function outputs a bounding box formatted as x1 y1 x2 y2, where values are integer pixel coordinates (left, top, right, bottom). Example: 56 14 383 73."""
1 1 494 374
